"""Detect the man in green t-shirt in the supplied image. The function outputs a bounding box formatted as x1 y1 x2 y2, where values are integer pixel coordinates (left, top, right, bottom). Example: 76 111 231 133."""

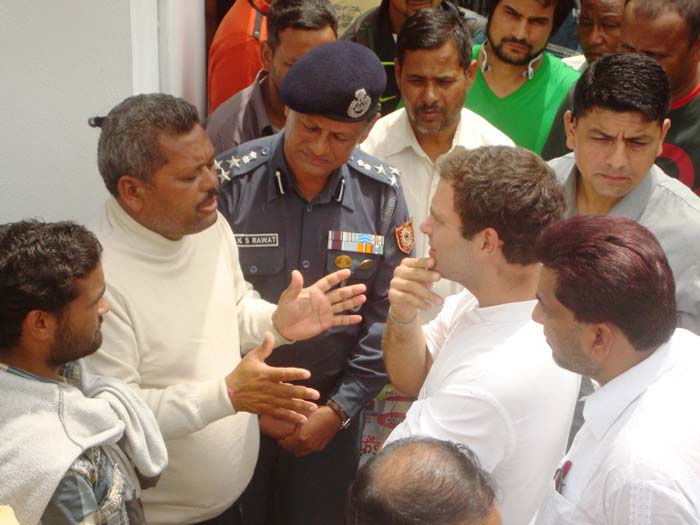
464 0 579 154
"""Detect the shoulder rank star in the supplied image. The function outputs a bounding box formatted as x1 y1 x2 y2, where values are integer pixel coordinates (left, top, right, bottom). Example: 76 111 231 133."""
395 219 414 255
217 166 231 182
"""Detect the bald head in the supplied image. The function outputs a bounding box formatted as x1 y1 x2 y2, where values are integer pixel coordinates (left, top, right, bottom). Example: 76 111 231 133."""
347 437 501 525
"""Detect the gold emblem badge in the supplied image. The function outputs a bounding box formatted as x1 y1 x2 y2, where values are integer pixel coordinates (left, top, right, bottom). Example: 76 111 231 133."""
395 219 415 255
335 254 353 269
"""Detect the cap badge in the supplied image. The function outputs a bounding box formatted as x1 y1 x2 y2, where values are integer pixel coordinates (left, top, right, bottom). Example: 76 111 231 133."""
395 219 415 255
347 88 371 118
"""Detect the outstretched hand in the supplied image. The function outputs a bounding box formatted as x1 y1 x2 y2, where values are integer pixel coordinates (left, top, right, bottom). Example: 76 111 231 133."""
226 332 320 424
272 269 367 341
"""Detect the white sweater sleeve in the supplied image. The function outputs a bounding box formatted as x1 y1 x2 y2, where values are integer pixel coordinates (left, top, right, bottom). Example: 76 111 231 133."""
85 286 235 441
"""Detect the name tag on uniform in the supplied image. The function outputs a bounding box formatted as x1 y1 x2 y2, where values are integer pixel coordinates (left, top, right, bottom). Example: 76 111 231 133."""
235 233 279 247
328 231 384 255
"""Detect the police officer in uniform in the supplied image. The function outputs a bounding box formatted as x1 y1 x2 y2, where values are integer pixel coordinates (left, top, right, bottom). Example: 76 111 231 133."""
216 41 412 525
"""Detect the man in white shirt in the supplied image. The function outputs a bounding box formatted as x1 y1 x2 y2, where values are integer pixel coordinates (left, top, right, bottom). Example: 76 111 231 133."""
533 214 700 524
361 8 513 319
85 93 366 525
382 145 580 525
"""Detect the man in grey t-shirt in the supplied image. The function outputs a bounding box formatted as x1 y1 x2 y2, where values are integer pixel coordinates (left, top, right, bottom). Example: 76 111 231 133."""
550 53 700 334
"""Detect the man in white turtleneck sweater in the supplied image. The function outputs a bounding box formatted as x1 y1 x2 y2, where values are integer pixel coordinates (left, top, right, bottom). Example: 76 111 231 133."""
85 94 367 525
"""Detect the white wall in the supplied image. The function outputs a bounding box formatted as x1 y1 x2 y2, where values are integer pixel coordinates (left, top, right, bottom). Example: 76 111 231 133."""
158 1 206 119
0 1 133 226
0 1 206 227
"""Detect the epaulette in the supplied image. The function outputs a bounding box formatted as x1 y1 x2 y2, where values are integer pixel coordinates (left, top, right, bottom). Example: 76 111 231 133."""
348 147 401 188
214 137 274 184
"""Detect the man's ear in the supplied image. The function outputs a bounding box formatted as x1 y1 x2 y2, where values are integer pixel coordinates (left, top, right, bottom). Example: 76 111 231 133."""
260 41 273 71
564 110 577 151
589 322 615 363
480 227 501 255
116 175 147 214
394 57 402 89
22 310 58 344
465 60 478 91
691 36 700 63
657 118 671 157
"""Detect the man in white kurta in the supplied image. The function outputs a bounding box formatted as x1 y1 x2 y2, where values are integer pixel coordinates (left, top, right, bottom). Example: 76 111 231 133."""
383 146 579 525
533 215 700 524
360 9 512 320
85 93 366 525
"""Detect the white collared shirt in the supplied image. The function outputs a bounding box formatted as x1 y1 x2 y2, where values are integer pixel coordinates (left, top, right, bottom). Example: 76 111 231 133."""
536 329 700 525
361 108 513 320
386 292 580 525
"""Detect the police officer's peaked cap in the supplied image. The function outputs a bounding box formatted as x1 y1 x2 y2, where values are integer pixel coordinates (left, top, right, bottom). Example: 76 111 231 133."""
280 41 387 122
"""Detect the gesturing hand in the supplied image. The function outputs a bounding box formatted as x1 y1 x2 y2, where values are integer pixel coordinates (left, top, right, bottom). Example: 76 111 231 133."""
226 332 320 424
388 257 443 323
272 269 367 341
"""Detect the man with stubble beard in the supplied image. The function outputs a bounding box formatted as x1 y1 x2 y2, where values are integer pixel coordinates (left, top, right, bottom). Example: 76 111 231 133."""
464 0 579 154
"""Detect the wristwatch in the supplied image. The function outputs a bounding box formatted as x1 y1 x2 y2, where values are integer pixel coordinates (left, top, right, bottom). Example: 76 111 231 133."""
327 399 352 430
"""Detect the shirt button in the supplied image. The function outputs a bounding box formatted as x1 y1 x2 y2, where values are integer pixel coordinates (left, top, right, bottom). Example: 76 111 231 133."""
249 265 258 274
301 260 311 269
305 204 312 212
261 147 270 156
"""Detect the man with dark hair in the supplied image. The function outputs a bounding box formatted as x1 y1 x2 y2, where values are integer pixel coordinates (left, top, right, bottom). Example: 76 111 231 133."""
87 92 368 525
574 0 624 65
533 215 700 524
549 53 700 334
347 437 502 525
544 0 700 192
216 41 409 525
342 2 487 114
362 9 512 321
205 0 337 154
464 0 580 153
619 0 700 193
382 145 579 525
540 0 626 159
0 221 167 524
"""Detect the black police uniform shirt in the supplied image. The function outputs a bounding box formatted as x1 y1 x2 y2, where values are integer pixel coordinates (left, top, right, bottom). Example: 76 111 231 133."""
216 132 411 418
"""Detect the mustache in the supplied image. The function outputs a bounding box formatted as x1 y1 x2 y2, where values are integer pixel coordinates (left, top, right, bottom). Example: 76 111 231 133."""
415 103 444 113
199 188 220 206
501 37 532 51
